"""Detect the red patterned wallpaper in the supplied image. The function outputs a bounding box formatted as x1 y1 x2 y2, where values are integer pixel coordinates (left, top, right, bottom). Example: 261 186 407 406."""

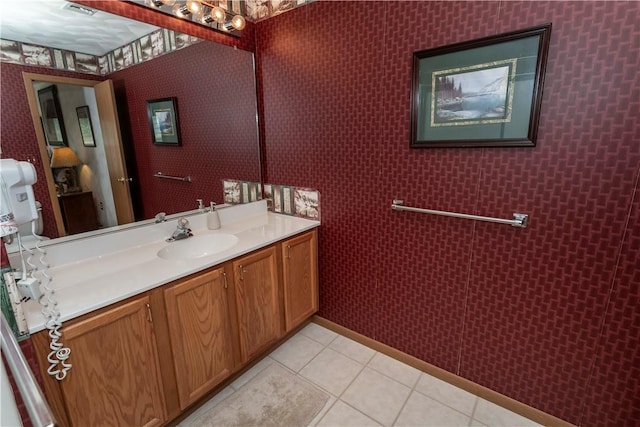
108 40 261 218
256 1 640 425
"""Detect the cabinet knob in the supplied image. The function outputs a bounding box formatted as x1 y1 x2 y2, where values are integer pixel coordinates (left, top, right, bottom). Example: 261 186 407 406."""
239 267 249 281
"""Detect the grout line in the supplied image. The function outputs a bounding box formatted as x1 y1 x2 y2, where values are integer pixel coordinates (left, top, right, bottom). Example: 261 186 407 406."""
313 337 379 423
468 396 481 426
301 338 373 424
389 361 422 427
409 379 478 422
364 361 420 391
328 335 376 366
292 327 367 401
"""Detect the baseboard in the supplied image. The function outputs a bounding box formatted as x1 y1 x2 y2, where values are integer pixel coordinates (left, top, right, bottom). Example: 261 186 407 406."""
311 316 574 427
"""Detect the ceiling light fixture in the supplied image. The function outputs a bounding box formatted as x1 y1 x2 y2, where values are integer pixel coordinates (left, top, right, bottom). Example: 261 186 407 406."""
141 0 246 36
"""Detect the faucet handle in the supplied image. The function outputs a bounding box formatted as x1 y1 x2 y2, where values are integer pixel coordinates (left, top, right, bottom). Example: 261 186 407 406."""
177 217 190 229
197 199 205 211
154 212 166 223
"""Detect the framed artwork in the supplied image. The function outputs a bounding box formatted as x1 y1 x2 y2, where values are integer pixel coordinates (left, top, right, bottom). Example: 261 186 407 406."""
411 23 552 148
37 85 68 146
76 106 96 147
146 97 181 146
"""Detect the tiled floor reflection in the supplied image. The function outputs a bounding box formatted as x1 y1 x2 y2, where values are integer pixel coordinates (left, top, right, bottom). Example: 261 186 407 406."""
179 323 542 427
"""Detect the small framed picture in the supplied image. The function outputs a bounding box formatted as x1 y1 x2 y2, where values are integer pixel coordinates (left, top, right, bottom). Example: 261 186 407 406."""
223 180 241 204
240 181 249 203
76 106 96 147
294 188 320 220
281 186 293 215
273 186 282 213
411 24 551 148
147 97 181 146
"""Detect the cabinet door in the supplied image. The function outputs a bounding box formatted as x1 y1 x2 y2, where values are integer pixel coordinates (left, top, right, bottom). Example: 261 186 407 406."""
282 230 318 332
60 296 166 427
233 246 281 363
164 268 234 409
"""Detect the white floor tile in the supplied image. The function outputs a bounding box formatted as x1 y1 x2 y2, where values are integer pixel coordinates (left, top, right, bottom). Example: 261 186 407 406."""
394 391 471 426
175 324 548 427
300 322 339 346
473 398 541 426
316 400 382 427
341 367 412 426
178 386 235 426
308 395 338 426
329 335 376 365
229 356 275 390
300 347 365 396
269 333 325 372
367 352 421 388
414 373 477 416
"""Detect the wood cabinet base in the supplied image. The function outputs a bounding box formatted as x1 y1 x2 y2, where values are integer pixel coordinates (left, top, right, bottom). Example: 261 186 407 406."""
30 230 318 427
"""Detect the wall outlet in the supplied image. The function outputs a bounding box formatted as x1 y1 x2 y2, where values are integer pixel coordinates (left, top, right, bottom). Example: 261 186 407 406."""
17 277 42 300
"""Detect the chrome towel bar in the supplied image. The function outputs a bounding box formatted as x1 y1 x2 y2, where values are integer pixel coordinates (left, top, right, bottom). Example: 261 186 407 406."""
153 172 192 182
391 200 528 228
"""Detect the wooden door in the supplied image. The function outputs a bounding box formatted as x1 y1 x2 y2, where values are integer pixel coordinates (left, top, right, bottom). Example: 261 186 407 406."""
94 79 134 225
59 296 166 427
282 230 318 331
22 73 135 235
233 246 281 363
164 268 235 409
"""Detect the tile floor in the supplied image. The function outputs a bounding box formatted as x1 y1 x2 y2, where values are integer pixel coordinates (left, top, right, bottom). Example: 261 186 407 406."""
179 323 542 427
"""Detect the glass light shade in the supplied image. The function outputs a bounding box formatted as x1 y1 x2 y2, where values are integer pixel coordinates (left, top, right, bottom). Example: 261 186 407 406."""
50 147 82 168
186 0 201 13
211 6 226 23
231 14 246 30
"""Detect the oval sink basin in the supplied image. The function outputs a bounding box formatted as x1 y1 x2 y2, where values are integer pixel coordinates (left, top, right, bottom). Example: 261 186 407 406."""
157 233 239 260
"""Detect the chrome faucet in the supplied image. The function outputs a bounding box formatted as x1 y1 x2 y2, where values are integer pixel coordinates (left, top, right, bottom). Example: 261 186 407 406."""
166 217 192 242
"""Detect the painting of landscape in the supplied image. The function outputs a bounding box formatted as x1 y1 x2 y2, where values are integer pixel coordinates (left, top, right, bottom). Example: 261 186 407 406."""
431 59 516 126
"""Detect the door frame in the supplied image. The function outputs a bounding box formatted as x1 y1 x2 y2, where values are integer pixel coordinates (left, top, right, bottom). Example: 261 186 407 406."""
22 72 134 236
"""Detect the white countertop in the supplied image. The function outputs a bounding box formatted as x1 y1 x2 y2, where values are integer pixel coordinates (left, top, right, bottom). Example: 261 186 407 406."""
20 201 319 333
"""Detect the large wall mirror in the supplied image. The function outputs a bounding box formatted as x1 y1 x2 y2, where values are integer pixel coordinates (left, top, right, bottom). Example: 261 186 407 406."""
0 0 261 246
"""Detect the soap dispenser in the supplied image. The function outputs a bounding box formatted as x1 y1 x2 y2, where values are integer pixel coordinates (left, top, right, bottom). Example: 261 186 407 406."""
207 202 221 230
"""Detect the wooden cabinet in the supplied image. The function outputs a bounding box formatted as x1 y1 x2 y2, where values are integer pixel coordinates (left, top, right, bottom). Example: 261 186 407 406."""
56 296 166 427
282 230 318 332
232 246 282 363
58 191 99 235
31 229 319 426
164 267 235 410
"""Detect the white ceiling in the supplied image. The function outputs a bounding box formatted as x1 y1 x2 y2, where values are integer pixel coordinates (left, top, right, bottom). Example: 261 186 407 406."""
0 0 159 56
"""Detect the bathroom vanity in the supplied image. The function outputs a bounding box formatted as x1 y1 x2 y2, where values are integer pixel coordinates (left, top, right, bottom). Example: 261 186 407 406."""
22 201 318 427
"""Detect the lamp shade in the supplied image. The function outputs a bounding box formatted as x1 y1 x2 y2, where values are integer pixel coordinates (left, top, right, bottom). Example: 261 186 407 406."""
50 147 82 168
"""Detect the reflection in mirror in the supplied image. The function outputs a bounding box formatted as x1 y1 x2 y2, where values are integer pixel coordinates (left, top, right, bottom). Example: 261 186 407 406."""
0 0 261 249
